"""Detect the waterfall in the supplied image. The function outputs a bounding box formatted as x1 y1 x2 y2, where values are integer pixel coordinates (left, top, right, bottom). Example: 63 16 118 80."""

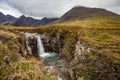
35 35 45 54
24 32 63 80
24 32 57 58
35 35 52 58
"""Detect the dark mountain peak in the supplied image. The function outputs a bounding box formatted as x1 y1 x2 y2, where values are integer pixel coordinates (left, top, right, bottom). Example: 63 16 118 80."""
0 12 16 20
42 17 58 21
27 16 35 20
5 14 16 21
0 12 5 18
12 16 58 27
0 12 16 25
18 15 38 21
0 12 58 27
72 6 88 9
42 17 48 20
6 14 14 17
41 17 48 21
37 17 58 26
42 17 47 19
20 15 25 17
0 12 4 16
19 15 26 19
57 6 119 22
13 15 29 26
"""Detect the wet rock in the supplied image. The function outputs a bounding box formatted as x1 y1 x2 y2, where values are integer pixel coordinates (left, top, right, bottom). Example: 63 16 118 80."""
41 34 60 53
17 34 28 57
27 37 38 57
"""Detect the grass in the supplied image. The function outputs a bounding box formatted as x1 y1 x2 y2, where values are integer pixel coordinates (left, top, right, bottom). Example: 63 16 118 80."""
0 29 57 80
29 17 120 63
0 16 120 79
1 17 119 63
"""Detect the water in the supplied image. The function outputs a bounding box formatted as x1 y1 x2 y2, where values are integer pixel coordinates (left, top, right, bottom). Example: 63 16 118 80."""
24 32 59 59
35 35 45 55
24 32 64 80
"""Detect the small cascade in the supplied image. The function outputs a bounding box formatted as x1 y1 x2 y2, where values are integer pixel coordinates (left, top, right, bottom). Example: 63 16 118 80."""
35 35 45 54
24 32 58 59
35 35 48 57
35 35 56 58
23 32 64 80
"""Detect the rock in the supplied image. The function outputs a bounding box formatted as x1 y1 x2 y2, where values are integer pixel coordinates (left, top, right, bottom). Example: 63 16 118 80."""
4 56 12 66
17 34 28 57
74 41 91 61
41 34 59 53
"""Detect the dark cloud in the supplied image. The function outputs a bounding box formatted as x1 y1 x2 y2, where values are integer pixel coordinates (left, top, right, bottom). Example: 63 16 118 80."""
0 0 120 18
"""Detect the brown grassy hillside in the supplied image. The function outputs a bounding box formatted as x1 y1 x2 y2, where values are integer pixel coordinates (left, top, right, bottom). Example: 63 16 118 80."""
2 16 120 80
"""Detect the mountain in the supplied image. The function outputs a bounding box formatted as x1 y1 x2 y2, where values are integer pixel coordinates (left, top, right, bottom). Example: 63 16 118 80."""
39 17 59 25
12 15 58 27
57 6 120 22
0 12 58 27
0 12 4 19
0 12 17 25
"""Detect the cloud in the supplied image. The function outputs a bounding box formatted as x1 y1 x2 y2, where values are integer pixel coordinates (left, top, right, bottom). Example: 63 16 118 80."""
1 0 75 18
0 0 120 18
0 0 22 17
75 0 120 7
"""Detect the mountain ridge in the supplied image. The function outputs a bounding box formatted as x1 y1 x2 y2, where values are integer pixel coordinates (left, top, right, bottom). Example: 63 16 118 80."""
0 6 120 26
0 12 58 27
0 12 17 25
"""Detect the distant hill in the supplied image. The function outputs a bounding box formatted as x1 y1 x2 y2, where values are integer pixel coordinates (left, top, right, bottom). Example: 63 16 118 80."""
57 6 120 22
0 12 58 27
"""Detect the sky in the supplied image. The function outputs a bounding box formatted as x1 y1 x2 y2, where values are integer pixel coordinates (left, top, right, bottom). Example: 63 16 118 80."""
0 0 120 19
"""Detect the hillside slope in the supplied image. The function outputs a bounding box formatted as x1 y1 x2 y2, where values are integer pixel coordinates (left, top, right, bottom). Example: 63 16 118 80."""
57 6 119 22
7 16 120 80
